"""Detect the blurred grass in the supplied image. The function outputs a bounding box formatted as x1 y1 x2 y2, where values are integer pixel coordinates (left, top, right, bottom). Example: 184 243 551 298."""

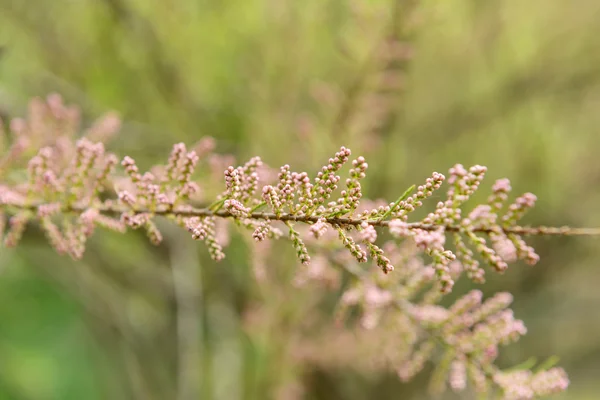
0 0 600 398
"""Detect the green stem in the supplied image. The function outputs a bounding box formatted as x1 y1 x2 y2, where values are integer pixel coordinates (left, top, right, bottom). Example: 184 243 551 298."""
376 184 415 222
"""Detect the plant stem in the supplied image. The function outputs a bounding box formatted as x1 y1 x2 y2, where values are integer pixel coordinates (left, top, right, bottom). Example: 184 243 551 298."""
4 201 600 236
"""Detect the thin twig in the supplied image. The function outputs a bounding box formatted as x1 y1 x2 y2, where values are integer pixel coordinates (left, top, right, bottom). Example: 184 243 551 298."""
5 202 600 237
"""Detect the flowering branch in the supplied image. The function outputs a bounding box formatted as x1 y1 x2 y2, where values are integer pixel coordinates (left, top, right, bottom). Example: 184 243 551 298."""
331 255 567 397
5 200 600 235
1 94 597 399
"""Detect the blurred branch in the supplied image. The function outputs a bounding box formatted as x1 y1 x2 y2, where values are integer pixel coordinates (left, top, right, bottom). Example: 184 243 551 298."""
99 0 205 115
16 244 176 399
406 37 600 139
330 44 378 138
330 0 418 139
168 228 202 400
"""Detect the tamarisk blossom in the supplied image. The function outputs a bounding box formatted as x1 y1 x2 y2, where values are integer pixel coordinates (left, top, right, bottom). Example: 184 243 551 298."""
0 94 591 399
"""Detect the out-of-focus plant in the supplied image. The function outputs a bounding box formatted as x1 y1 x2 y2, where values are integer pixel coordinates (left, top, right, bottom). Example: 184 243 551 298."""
2 95 598 399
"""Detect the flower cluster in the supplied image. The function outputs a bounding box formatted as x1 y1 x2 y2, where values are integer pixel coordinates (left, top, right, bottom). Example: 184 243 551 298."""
288 240 568 399
1 94 595 399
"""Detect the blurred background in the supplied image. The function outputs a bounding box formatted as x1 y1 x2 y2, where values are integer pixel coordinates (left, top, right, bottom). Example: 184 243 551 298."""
0 0 599 399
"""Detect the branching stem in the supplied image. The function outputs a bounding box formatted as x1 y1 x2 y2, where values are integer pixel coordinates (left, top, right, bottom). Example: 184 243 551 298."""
5 201 600 237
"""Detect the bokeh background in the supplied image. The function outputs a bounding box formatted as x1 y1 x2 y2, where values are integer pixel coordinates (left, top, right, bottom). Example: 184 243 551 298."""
0 0 599 399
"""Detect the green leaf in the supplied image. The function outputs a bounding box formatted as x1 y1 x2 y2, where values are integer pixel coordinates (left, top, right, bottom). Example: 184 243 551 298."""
534 355 560 372
208 197 227 212
249 201 267 213
377 184 415 222
504 357 537 372
326 209 351 218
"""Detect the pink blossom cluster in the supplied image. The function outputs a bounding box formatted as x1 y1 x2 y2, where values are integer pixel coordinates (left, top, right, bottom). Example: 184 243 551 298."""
493 368 569 399
306 246 563 398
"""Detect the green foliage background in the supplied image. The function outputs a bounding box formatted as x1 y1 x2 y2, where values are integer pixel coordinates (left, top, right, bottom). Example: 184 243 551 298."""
0 0 599 398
